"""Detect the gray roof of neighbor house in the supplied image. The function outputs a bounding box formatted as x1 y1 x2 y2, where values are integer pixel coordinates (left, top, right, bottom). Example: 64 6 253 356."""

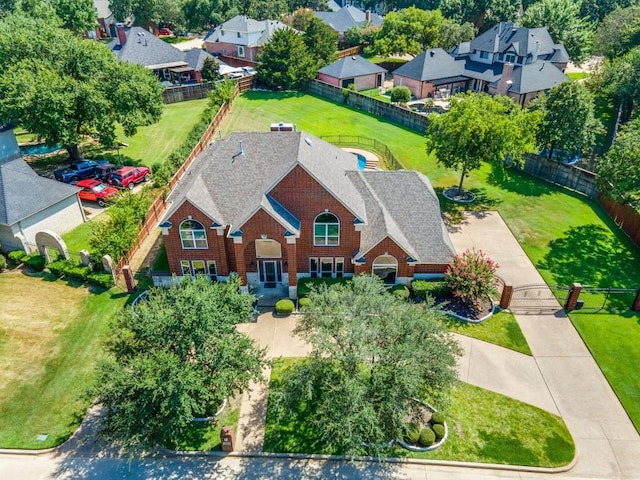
347 170 455 264
110 26 216 71
0 128 79 226
318 55 387 79
491 62 567 94
162 131 454 264
315 6 383 34
204 15 292 47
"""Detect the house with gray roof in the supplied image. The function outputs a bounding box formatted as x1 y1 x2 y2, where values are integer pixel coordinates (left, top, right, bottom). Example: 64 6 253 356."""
315 6 383 38
110 25 219 84
159 131 454 298
393 22 569 106
0 126 85 253
318 55 387 89
204 15 292 62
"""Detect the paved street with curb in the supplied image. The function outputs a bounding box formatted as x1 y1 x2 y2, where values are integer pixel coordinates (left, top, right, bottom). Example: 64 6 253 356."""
2 211 639 479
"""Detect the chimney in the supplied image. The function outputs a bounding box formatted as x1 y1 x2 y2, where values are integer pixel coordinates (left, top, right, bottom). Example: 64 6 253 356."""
116 23 126 46
366 10 371 23
531 40 540 63
496 62 514 95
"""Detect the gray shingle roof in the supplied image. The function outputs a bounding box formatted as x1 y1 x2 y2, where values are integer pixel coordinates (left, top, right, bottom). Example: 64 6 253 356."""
470 22 557 58
0 129 79 226
318 55 387 79
110 26 187 68
204 15 292 48
348 170 455 264
162 131 454 265
393 49 466 82
183 48 213 71
315 6 382 34
494 62 567 94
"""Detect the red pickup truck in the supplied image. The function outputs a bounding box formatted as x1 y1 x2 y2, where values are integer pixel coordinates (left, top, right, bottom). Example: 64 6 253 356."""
106 166 151 190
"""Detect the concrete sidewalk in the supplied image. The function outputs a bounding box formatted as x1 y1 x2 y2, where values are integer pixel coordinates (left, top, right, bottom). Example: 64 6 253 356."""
448 211 640 479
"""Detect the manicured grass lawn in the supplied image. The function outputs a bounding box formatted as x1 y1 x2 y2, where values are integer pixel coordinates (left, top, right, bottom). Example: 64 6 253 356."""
222 91 640 434
264 359 574 467
566 72 589 80
61 214 108 254
0 271 130 448
358 88 391 103
164 406 240 451
446 310 532 355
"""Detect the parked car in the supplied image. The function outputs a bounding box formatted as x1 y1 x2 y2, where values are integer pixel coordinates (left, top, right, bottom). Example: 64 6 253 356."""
54 160 100 183
158 27 174 36
242 67 257 76
94 163 119 181
76 179 119 207
106 166 151 190
228 70 244 79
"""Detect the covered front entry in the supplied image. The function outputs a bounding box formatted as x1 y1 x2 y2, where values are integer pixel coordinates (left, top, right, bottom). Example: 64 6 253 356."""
259 260 282 288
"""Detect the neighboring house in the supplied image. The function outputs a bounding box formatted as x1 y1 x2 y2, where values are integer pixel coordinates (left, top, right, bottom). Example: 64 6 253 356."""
93 0 115 38
318 55 387 89
393 22 569 106
110 25 220 84
0 126 85 253
159 131 455 298
204 15 292 62
315 6 383 38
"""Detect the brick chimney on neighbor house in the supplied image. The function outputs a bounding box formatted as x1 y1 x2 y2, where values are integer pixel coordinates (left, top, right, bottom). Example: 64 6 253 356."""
366 10 371 23
496 62 514 95
116 23 127 46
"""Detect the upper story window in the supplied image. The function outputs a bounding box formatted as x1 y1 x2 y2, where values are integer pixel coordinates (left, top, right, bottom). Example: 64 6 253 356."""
180 219 207 249
505 53 516 63
314 212 340 246
479 51 489 59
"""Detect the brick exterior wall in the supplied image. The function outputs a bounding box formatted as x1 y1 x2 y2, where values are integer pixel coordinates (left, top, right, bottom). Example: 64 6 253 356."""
204 41 261 62
163 164 450 287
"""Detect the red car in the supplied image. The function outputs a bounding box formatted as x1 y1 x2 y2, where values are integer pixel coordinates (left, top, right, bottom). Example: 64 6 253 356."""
158 27 174 36
106 166 151 190
76 179 119 207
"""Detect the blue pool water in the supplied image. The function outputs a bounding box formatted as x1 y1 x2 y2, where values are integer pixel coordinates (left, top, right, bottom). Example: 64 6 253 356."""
353 153 366 171
19 143 62 156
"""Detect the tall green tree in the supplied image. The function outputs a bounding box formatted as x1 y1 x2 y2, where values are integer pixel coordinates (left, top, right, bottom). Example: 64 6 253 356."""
439 0 520 29
302 16 337 66
370 7 446 56
200 56 220 81
426 92 541 193
594 5 640 59
96 275 266 449
522 0 595 63
580 0 639 23
600 46 640 122
257 28 318 89
530 81 599 160
438 19 477 50
597 118 640 210
109 0 185 28
182 0 239 31
50 0 96 34
242 0 288 20
270 275 460 456
0 15 164 161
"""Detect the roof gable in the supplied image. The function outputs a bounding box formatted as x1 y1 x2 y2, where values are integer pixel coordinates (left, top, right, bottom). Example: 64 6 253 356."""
393 49 466 82
110 26 187 68
470 22 557 58
315 6 382 33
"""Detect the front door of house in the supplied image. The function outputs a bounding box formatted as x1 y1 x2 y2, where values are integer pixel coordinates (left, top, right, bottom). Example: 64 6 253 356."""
260 260 281 287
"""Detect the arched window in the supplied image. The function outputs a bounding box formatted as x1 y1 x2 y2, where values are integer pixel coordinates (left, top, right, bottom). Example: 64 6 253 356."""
314 212 340 246
180 219 207 249
372 255 398 285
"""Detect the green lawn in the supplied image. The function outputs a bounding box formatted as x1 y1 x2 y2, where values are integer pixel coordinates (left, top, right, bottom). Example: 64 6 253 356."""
0 272 130 448
222 91 640 434
566 72 589 81
163 406 240 451
264 358 574 467
358 88 391 103
446 310 532 355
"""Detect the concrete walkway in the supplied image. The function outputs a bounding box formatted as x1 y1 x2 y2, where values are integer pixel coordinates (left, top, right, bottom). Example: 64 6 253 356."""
448 211 640 479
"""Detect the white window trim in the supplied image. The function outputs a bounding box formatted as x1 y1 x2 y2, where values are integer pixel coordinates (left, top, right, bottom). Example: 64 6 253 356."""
237 45 245 57
313 212 340 247
309 257 344 278
180 219 208 249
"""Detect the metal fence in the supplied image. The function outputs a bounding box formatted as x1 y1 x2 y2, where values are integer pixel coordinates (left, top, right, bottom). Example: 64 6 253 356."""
574 286 638 313
320 135 403 171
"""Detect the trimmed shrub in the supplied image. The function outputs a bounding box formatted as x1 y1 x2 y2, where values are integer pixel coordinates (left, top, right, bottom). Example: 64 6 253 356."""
298 297 311 309
275 299 295 315
419 427 436 446
87 271 115 289
0 254 6 271
23 254 46 271
297 277 350 297
405 424 420 444
8 250 26 263
390 284 410 300
431 411 445 425
411 280 451 300
48 259 75 277
432 423 445 440
66 265 91 282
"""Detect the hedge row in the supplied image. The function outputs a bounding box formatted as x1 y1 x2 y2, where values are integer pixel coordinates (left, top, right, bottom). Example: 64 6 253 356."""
411 279 451 300
48 258 114 288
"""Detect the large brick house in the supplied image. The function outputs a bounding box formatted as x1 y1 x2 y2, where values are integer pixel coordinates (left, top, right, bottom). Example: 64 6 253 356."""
159 131 455 298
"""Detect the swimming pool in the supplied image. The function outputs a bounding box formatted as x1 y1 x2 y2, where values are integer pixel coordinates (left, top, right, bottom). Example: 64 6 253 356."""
19 143 63 156
352 153 366 171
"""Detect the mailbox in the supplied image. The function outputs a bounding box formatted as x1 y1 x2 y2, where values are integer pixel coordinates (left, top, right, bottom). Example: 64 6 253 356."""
220 425 235 452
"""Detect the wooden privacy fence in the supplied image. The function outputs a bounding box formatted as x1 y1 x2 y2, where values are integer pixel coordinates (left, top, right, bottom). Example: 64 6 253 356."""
113 85 239 277
336 46 363 58
163 76 254 104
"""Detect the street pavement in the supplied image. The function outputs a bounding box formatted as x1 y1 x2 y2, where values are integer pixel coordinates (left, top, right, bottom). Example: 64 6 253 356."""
2 211 639 479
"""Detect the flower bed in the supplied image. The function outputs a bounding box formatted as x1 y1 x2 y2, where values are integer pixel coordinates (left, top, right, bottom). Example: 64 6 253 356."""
398 400 448 452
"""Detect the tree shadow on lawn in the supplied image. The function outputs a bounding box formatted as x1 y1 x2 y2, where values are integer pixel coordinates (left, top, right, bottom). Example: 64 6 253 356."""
538 224 639 288
436 186 501 230
486 163 555 198
476 429 573 467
